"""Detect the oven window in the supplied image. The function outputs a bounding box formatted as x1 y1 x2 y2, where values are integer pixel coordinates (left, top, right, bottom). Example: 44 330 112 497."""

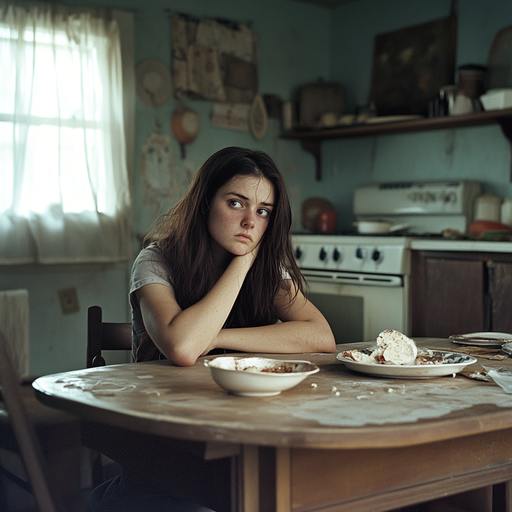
307 293 363 344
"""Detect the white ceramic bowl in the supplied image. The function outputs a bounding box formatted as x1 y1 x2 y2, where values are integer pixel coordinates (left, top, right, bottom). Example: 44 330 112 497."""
206 356 319 397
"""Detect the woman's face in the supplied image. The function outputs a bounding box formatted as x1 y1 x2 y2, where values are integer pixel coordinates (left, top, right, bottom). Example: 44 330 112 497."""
208 174 275 260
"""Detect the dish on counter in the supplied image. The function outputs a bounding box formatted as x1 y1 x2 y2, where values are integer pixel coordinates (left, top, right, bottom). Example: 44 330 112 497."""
501 342 512 356
365 115 423 124
206 356 319 396
449 332 512 348
336 350 477 379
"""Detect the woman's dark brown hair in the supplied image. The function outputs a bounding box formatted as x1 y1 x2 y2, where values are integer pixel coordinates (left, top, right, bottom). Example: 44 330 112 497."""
137 147 304 361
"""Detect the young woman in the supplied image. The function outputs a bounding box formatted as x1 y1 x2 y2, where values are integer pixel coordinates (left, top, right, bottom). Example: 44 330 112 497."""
130 146 335 366
87 147 334 512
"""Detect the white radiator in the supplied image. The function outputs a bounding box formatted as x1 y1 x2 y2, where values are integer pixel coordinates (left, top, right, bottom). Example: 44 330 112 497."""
0 289 29 379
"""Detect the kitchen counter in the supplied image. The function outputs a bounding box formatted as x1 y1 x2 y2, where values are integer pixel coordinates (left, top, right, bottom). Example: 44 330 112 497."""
409 238 512 252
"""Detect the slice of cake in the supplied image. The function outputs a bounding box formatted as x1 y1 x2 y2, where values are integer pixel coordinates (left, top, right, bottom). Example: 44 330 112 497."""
375 329 417 365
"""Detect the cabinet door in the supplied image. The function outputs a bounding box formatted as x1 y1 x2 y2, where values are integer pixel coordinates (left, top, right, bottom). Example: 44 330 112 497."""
489 261 512 333
412 254 484 338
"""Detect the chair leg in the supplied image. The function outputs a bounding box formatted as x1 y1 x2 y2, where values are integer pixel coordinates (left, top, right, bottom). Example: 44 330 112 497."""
504 480 512 512
91 449 105 489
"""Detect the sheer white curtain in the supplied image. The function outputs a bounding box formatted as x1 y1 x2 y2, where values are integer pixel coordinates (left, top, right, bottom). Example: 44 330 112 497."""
0 2 131 264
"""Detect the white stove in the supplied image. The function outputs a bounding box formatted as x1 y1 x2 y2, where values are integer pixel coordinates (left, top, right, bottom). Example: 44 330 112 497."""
292 180 481 344
293 234 409 278
353 179 481 235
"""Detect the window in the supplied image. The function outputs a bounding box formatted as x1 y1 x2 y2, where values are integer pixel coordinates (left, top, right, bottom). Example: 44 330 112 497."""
0 3 132 264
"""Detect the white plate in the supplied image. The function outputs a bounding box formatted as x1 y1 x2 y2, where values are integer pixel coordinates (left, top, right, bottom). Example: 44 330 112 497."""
449 332 512 348
336 350 477 379
206 357 319 396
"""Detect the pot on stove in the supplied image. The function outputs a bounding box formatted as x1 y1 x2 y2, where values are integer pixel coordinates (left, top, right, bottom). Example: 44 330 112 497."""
353 220 410 235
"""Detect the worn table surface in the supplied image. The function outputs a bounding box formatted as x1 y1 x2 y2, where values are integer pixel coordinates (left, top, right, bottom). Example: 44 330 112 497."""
32 338 512 450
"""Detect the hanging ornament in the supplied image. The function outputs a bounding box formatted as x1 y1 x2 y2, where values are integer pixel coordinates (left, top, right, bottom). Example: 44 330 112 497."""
135 60 173 108
171 106 200 158
249 94 268 140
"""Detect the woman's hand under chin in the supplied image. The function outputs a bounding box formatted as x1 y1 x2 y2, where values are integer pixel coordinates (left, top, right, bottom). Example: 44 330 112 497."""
233 239 261 271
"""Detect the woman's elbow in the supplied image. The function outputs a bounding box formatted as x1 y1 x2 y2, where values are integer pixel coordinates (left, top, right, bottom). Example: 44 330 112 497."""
166 348 198 367
322 332 336 353
153 330 202 366
318 323 336 353
160 339 200 366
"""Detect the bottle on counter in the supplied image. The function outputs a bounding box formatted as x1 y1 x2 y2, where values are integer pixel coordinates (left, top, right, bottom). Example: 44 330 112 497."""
501 198 512 227
474 194 502 222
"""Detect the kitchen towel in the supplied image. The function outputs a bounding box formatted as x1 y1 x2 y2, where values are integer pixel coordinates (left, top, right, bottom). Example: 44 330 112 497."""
0 289 29 379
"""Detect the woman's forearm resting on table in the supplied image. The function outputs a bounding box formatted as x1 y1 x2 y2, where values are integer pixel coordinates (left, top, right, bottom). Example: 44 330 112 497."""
146 308 335 366
139 288 335 366
215 318 336 356
138 254 335 366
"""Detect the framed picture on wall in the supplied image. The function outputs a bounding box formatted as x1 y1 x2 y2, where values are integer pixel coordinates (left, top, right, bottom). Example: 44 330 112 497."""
370 15 457 117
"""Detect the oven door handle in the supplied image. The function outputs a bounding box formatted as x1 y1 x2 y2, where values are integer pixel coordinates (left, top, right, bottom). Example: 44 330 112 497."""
301 270 403 287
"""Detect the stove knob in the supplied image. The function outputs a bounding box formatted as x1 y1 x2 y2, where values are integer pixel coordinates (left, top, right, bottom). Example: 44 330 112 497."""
319 248 327 261
295 246 302 260
371 249 382 262
355 247 366 260
445 191 457 204
333 248 341 262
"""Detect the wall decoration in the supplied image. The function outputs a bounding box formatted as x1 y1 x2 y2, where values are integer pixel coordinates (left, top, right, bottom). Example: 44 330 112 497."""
136 60 173 108
211 103 250 132
141 124 193 211
171 13 258 104
370 15 456 116
249 94 268 140
171 105 200 158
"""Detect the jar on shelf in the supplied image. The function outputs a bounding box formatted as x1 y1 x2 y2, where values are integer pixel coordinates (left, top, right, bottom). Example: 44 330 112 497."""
452 64 487 115
458 64 487 98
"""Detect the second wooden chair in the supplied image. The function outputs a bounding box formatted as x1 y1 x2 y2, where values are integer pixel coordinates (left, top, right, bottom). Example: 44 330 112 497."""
86 305 132 368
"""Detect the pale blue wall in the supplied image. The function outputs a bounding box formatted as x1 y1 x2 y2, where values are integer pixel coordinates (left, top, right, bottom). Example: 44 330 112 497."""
3 0 512 375
0 0 332 375
324 0 512 230
129 0 332 235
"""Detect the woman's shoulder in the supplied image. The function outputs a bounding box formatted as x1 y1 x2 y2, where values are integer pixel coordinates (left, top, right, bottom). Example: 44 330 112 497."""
131 242 173 290
132 242 171 275
134 242 164 262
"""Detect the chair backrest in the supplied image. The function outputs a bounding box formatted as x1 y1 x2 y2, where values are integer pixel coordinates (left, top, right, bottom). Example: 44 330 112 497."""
86 305 132 368
0 330 65 512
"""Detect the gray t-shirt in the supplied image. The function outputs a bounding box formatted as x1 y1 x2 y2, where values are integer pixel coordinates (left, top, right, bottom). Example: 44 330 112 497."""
129 243 290 361
129 243 172 360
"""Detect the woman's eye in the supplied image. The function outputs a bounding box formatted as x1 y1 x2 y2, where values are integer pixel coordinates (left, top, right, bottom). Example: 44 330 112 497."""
257 209 271 217
229 200 242 208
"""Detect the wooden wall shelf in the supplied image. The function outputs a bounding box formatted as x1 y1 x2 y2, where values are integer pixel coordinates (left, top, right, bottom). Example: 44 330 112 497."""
280 108 512 180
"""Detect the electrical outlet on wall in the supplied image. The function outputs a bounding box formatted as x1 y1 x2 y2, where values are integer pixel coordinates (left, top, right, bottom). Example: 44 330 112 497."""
58 287 80 314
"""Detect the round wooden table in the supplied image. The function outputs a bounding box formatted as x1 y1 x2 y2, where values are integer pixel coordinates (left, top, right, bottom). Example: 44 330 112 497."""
33 339 512 512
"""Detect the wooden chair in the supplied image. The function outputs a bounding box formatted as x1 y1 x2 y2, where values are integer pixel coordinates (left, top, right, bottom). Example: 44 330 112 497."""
86 305 132 368
0 330 66 512
86 306 131 487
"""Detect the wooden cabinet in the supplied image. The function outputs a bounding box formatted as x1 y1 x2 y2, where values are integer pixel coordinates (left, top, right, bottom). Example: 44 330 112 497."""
411 250 512 338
